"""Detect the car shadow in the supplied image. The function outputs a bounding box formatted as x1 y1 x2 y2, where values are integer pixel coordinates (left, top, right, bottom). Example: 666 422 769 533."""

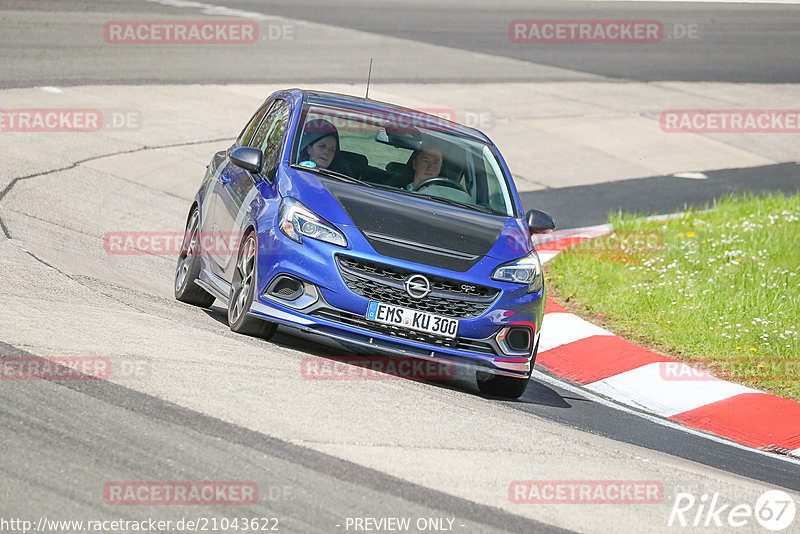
200 306 579 409
508 378 580 408
201 305 229 326
220 317 578 408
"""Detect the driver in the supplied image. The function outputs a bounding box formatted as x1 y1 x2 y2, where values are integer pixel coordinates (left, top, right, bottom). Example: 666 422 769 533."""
298 118 351 175
299 119 339 169
403 146 443 191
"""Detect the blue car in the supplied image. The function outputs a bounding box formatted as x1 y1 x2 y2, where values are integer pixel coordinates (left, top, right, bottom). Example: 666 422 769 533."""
174 89 556 398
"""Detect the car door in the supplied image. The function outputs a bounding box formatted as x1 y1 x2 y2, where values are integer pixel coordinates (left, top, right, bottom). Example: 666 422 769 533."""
215 99 290 281
204 101 272 274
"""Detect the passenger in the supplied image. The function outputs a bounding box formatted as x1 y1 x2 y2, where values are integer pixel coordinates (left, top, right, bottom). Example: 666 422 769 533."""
403 146 444 191
298 119 347 172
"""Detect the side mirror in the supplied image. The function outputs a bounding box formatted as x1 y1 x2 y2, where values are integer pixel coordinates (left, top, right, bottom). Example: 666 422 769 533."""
230 147 263 174
526 209 556 234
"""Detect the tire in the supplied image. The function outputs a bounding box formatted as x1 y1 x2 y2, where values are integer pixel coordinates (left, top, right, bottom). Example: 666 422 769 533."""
228 232 277 340
476 339 539 399
476 372 530 399
174 208 216 308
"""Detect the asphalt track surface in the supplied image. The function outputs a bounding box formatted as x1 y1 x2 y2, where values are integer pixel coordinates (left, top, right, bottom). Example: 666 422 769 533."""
205 0 800 83
2 0 800 87
2 1 800 533
522 162 800 229
0 341 564 534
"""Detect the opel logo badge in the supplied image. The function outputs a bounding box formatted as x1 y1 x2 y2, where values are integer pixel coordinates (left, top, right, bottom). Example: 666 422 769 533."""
404 274 431 299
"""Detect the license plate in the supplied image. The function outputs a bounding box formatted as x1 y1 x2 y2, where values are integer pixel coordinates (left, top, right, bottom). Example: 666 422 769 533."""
366 301 459 339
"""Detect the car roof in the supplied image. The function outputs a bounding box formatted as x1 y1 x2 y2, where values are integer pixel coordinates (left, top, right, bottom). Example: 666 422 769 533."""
285 89 491 143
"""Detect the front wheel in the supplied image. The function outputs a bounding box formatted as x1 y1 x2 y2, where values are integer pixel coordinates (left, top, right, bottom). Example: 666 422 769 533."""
228 233 277 340
476 339 538 399
476 373 530 399
174 208 215 307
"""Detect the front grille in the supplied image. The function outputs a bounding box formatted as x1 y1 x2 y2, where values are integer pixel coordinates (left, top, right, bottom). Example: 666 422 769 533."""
311 308 497 356
337 256 499 318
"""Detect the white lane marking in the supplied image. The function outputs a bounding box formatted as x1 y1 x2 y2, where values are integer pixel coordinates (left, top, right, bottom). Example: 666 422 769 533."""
537 251 560 263
536 224 612 263
538 312 614 352
673 172 708 180
531 369 800 466
147 0 292 22
40 86 63 93
534 224 611 247
585 362 759 417
538 212 704 264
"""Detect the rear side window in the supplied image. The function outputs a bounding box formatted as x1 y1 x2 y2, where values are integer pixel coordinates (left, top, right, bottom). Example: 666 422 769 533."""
251 100 290 178
237 102 271 146
250 100 289 163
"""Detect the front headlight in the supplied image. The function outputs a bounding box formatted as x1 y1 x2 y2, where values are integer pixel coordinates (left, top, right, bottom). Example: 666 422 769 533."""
491 250 543 293
279 197 347 247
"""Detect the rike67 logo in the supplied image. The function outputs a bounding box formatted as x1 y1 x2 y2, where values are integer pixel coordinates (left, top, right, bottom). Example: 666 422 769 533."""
668 490 796 531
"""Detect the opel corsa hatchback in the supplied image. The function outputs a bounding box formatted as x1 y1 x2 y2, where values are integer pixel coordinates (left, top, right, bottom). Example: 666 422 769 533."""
175 89 556 399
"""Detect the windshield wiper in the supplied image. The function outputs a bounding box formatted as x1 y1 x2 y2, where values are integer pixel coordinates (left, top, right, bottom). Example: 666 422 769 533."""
289 164 405 192
290 164 360 184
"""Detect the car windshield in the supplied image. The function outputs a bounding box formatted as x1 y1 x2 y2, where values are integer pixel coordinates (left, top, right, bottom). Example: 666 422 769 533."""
291 102 517 217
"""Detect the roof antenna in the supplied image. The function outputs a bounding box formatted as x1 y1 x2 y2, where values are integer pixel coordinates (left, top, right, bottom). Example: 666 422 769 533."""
365 58 373 99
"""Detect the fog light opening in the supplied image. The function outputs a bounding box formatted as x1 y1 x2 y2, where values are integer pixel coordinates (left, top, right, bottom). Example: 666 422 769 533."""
264 275 319 309
267 275 304 301
507 328 531 352
496 326 532 356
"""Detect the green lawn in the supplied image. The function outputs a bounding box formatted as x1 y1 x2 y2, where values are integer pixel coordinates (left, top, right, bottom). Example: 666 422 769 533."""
546 192 800 400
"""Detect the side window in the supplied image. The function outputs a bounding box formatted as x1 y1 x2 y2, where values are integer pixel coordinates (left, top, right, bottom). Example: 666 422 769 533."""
250 100 290 180
237 102 271 146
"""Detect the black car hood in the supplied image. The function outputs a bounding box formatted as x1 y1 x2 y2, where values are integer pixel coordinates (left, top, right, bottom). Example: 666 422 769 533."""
323 180 506 272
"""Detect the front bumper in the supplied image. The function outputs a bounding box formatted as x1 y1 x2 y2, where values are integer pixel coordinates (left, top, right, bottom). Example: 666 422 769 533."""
249 262 542 378
250 295 539 378
244 216 545 376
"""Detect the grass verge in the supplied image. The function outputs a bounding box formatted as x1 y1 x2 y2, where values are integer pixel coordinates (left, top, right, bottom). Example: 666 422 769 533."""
545 192 800 400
